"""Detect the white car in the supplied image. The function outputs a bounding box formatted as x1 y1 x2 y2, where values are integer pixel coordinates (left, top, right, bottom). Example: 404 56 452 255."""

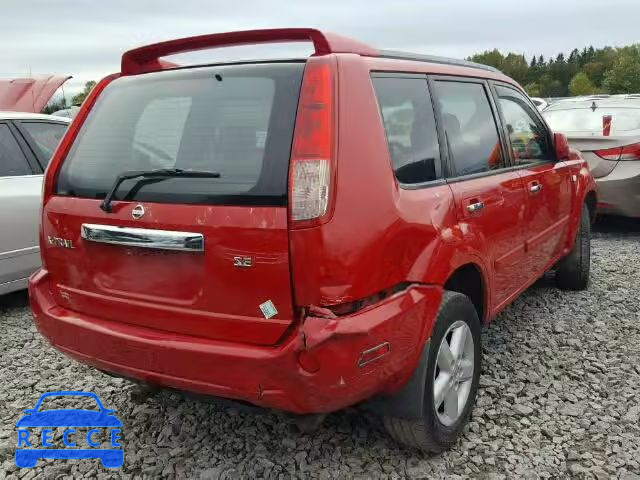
530 97 548 111
0 112 70 294
51 106 80 119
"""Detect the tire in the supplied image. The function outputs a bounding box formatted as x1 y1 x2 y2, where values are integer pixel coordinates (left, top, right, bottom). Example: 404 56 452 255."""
383 291 481 452
556 204 591 291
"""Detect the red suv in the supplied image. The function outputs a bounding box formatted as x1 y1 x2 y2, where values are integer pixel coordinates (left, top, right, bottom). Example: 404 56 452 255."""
31 29 596 451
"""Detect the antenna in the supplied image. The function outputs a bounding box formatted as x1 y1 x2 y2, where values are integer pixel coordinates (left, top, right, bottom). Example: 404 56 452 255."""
61 81 67 109
29 66 36 112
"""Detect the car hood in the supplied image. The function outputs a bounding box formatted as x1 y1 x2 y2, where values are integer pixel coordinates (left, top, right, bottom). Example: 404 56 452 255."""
16 409 123 427
0 75 71 113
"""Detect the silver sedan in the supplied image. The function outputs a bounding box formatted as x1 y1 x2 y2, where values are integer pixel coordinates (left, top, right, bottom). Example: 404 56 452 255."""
0 112 69 295
543 95 640 218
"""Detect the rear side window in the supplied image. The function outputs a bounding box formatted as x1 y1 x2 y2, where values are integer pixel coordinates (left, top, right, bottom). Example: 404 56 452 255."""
495 86 553 164
372 76 441 184
0 124 31 177
57 63 304 206
20 122 68 165
433 80 505 176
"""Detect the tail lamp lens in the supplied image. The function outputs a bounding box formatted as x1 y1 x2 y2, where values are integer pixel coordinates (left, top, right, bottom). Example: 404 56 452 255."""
595 142 640 161
619 143 640 160
289 61 334 224
291 159 330 221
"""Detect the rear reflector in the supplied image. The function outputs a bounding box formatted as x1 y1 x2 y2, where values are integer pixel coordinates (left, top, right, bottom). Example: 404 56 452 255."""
358 342 391 367
289 58 335 226
595 142 640 161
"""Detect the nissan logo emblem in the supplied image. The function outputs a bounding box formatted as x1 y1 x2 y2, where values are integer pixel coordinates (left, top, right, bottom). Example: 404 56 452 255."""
131 204 145 220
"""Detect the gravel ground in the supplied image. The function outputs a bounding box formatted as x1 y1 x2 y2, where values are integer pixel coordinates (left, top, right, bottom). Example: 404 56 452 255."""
1 218 639 479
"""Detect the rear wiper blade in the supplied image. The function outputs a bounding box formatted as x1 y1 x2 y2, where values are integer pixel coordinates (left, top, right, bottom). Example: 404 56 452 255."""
100 168 221 213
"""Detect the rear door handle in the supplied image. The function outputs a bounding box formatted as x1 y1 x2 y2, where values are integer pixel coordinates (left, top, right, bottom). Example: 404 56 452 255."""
529 182 542 194
466 201 485 213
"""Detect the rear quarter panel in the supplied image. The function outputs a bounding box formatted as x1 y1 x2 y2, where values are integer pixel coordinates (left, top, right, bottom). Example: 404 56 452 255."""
289 54 492 318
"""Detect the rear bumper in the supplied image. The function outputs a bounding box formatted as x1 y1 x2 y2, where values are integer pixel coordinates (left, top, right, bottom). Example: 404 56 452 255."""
30 270 442 414
596 162 640 217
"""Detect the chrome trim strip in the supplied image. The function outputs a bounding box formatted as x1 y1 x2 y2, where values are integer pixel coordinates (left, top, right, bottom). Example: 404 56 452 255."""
0 175 44 180
0 245 39 261
81 224 204 252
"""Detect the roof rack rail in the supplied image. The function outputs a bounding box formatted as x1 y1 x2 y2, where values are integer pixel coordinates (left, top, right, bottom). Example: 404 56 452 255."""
379 50 502 74
121 28 378 75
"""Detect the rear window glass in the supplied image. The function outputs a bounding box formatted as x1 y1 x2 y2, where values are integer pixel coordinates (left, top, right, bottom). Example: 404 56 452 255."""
372 76 441 184
57 63 304 206
543 107 640 135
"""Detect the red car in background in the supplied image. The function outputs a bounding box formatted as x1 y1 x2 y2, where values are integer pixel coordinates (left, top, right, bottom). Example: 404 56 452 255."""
30 28 596 451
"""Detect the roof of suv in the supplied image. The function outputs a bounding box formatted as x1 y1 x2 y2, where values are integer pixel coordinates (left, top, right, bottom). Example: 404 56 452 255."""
378 50 501 74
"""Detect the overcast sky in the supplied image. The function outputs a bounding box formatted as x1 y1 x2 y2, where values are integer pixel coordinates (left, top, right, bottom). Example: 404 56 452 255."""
2 0 639 96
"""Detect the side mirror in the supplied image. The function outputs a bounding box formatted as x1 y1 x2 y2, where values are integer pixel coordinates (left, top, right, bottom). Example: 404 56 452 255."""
554 132 571 161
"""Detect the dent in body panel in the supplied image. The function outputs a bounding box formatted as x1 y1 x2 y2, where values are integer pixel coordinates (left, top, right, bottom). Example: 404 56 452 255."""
297 285 442 397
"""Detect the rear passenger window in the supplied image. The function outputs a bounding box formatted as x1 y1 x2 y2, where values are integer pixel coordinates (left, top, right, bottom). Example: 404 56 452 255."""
0 124 31 177
372 77 440 184
495 86 553 164
433 81 505 176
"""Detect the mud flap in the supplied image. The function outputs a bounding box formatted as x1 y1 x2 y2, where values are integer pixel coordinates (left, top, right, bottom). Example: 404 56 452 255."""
363 339 431 420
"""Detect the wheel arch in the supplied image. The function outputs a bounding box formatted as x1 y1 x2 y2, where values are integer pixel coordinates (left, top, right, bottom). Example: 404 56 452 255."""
364 272 486 420
443 263 487 324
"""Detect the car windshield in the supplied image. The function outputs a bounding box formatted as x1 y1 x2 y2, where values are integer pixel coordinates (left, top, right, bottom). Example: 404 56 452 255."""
543 106 640 135
36 395 101 412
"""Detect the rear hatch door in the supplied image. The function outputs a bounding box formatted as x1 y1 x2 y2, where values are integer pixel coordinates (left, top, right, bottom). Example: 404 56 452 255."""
0 75 71 113
42 63 304 346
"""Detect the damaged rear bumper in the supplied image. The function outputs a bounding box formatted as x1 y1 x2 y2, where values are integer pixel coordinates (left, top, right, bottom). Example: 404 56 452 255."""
30 269 442 414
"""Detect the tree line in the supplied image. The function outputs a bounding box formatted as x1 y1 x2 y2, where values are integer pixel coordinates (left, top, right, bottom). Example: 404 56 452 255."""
43 80 96 114
42 44 640 113
469 44 640 97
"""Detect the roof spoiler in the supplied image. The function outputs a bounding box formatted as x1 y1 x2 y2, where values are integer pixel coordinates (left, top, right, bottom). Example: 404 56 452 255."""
121 28 379 75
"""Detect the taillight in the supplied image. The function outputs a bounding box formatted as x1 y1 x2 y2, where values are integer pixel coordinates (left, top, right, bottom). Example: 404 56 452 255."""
288 58 336 227
594 142 640 161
